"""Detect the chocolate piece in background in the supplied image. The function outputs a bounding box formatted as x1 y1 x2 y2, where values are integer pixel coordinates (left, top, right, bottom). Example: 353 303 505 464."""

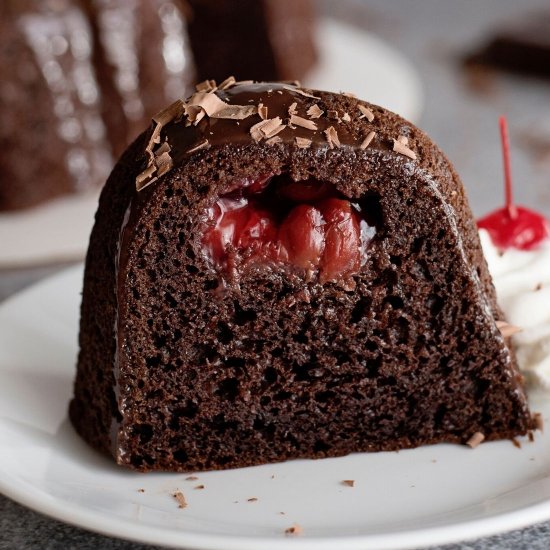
465 11 550 79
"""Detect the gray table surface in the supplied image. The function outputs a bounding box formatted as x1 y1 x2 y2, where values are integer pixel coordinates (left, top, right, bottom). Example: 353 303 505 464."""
3 0 550 548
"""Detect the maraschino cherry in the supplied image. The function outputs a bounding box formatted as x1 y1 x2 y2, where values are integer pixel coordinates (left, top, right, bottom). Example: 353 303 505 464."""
477 116 550 250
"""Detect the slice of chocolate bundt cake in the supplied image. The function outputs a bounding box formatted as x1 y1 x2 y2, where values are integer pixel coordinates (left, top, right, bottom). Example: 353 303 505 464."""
70 79 533 472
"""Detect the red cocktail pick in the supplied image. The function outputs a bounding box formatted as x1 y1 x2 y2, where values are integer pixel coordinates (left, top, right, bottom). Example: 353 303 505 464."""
478 116 550 250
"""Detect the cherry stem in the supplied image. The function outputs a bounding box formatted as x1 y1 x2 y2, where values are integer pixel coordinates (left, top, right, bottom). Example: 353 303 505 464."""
499 115 518 219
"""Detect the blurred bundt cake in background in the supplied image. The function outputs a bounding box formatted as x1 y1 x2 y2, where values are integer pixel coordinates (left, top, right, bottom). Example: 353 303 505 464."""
0 0 317 211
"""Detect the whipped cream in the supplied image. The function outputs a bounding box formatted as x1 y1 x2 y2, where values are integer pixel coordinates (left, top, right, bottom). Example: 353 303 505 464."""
480 229 550 389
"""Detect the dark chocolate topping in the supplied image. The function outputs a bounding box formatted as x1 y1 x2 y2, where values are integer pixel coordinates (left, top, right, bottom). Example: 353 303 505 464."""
135 81 413 192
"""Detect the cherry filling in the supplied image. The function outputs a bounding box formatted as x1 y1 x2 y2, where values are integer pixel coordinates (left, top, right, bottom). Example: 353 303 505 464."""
202 174 378 283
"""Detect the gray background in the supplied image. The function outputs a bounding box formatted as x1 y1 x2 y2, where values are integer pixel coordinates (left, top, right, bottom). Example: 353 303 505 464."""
2 0 550 548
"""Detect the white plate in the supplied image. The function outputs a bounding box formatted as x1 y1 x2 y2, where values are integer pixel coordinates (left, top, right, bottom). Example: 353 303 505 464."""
0 18 422 270
0 190 100 269
1 265 550 550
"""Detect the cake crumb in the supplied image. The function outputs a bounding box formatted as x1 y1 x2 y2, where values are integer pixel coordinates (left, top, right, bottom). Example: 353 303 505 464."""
173 491 187 509
535 282 543 291
247 497 258 502
194 484 205 490
185 475 199 481
137 488 145 493
342 479 355 487
285 523 303 536
466 431 485 448
279 511 286 515
534 412 544 432
512 438 521 449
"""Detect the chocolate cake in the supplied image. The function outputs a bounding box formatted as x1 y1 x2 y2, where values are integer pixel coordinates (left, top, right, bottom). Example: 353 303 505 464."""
186 0 317 83
70 80 533 472
0 0 193 211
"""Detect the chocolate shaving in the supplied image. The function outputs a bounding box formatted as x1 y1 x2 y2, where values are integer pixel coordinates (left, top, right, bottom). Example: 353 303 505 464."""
282 85 320 99
496 320 522 338
173 491 187 509
155 151 173 177
258 103 268 120
185 476 198 481
466 431 485 448
235 79 254 86
342 91 357 98
358 104 375 122
342 112 351 122
195 79 217 93
289 114 317 131
136 165 157 192
324 126 341 149
187 139 210 154
295 137 312 148
153 99 185 127
218 75 236 90
306 104 324 119
288 102 298 115
342 480 355 487
360 131 376 150
285 523 303 536
393 139 417 160
534 412 544 432
155 141 171 156
250 117 285 141
213 104 258 120
397 135 409 145
186 91 256 122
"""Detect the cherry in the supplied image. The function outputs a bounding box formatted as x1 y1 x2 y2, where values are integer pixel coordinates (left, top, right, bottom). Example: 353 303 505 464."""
201 174 377 281
279 205 325 269
318 199 361 283
477 116 550 250
478 207 550 250
203 198 277 263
